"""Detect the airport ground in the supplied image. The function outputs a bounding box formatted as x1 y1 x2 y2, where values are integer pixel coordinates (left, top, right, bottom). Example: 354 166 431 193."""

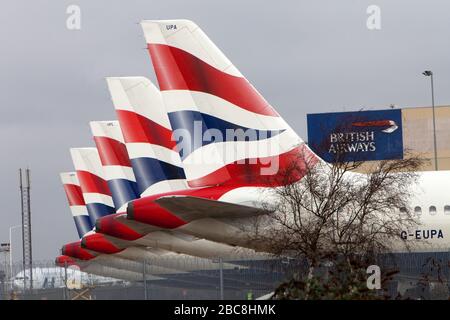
2 253 450 300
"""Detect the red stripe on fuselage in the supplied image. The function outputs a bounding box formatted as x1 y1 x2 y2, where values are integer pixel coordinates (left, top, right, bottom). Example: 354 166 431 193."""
187 144 318 188
148 44 279 117
130 145 318 228
62 242 97 260
130 185 238 228
97 213 144 241
82 233 122 254
55 255 78 267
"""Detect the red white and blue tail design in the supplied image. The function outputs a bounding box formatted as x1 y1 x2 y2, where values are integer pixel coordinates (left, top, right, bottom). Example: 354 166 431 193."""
106 77 187 197
60 172 92 238
141 20 316 187
90 121 139 212
70 148 115 225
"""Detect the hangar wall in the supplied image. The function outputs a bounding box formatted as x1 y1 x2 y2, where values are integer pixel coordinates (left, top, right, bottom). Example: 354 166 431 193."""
402 105 450 170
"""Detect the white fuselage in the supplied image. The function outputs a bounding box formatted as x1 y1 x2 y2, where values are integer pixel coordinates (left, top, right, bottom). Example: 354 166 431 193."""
12 267 128 290
174 171 450 253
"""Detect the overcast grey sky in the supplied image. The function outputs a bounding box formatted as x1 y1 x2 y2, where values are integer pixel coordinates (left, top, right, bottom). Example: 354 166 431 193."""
1 0 450 261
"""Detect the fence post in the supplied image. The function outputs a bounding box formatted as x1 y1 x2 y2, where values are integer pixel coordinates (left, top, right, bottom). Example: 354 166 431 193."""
219 258 224 300
64 261 68 300
143 259 148 300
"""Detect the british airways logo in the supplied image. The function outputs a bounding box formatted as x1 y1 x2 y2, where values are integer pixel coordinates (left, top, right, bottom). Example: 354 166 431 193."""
352 120 398 133
328 120 398 154
307 109 404 163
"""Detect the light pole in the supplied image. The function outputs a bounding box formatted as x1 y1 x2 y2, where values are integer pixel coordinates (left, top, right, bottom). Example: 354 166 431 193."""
422 70 438 170
9 225 21 282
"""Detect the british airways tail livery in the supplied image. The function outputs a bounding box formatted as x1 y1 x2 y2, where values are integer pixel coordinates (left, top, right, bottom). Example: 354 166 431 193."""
106 77 187 197
92 77 260 259
141 20 318 188
82 119 225 271
90 121 139 212
70 148 115 225
125 20 450 255
60 172 92 238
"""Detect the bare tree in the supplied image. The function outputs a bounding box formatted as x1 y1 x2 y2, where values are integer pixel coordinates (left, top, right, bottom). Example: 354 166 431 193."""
246 148 426 299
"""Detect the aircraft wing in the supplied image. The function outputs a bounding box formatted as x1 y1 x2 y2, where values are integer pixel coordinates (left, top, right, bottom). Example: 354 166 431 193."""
154 196 271 222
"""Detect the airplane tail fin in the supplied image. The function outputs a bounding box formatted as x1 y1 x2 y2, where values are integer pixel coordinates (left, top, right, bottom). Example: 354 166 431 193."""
141 20 318 187
106 76 187 197
60 172 92 238
70 148 116 225
90 121 139 212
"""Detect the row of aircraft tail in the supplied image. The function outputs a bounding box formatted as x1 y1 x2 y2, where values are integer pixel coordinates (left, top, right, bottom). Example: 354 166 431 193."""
56 19 450 281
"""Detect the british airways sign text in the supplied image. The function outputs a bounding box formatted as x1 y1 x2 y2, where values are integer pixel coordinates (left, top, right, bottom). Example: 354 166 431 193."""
307 109 404 163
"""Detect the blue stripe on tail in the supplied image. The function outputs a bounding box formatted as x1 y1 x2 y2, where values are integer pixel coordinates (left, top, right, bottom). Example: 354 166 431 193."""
73 215 93 238
107 179 139 211
168 110 285 160
85 203 115 225
130 157 186 195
